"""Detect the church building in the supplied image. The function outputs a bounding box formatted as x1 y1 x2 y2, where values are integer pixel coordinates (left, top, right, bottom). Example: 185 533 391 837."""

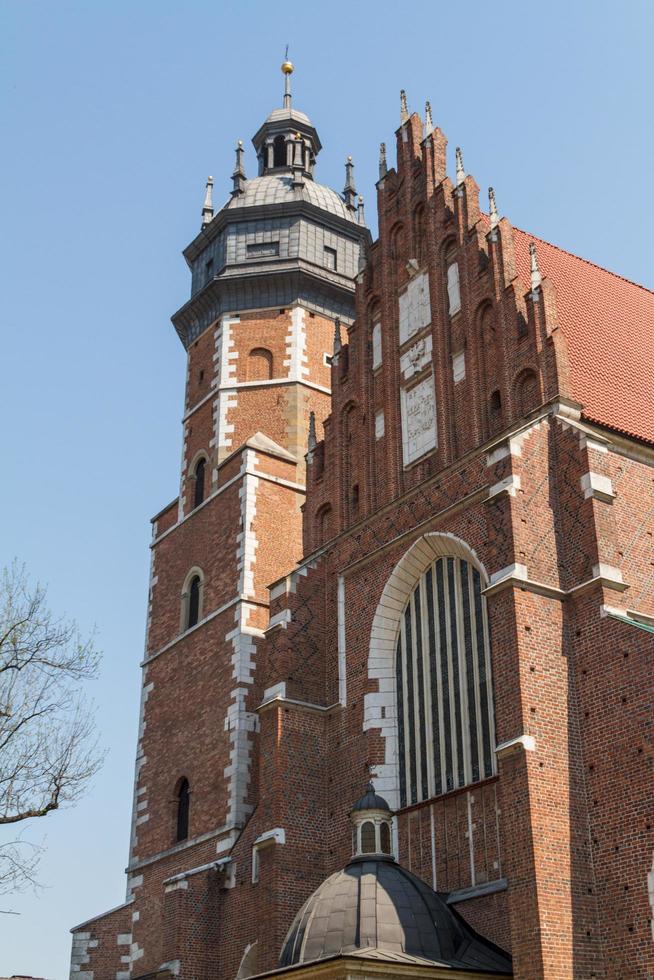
70 61 654 980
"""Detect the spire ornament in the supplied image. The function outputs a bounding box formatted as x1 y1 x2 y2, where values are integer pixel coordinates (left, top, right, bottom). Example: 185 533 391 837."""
379 142 388 180
307 411 317 454
343 156 357 211
455 147 466 186
231 141 246 197
424 100 434 137
333 317 342 357
529 242 542 293
400 89 409 124
489 186 500 231
357 195 366 226
201 175 214 227
281 46 294 110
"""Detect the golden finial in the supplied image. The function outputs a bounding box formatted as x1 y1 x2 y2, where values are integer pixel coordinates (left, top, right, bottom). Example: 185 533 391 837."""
281 44 294 75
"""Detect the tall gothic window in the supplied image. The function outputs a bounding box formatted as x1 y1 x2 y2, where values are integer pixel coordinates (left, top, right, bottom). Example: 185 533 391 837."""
193 457 206 509
395 556 495 807
187 575 201 629
176 778 190 842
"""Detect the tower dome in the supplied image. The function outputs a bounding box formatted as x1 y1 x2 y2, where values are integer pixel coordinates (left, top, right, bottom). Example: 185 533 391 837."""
279 785 512 975
172 61 370 348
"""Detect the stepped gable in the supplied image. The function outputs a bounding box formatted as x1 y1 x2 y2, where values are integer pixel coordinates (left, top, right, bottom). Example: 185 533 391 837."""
512 228 654 444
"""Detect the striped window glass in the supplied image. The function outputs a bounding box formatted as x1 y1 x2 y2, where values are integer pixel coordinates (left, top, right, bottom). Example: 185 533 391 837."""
395 556 495 807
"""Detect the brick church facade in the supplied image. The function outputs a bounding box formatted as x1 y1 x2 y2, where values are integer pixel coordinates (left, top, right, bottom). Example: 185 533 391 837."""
70 64 654 980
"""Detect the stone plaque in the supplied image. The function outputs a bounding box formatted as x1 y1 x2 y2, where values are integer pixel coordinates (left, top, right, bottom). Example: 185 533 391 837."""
401 373 437 465
399 271 431 345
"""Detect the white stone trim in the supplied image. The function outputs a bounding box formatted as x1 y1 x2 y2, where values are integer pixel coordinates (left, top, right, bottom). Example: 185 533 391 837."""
284 306 309 381
252 828 286 883
267 608 291 631
487 474 521 500
592 562 623 585
581 471 615 502
489 562 529 586
338 575 347 705
452 350 466 383
128 672 153 864
495 734 536 758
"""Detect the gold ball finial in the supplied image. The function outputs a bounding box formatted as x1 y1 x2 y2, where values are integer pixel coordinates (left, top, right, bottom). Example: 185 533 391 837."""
281 59 294 75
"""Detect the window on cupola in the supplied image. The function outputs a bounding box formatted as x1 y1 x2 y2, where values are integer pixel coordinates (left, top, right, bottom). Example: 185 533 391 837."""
273 134 286 168
361 821 376 853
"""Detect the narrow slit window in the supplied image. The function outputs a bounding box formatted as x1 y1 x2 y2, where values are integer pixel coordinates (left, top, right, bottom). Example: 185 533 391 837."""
176 779 190 842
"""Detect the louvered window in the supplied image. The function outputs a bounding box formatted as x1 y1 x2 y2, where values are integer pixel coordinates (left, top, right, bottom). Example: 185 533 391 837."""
395 557 495 807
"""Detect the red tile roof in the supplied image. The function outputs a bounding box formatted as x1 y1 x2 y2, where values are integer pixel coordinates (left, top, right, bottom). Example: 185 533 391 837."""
511 228 654 445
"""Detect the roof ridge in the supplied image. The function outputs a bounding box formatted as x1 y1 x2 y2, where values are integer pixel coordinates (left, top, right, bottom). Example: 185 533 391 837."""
512 224 654 298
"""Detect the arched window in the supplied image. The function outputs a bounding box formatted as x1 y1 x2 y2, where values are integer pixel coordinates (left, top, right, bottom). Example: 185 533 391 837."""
247 348 273 381
489 389 502 433
187 576 201 628
193 457 206 509
316 505 332 546
395 556 495 807
361 821 376 853
176 778 190 842
515 369 540 417
380 822 392 854
273 134 286 168
181 568 204 632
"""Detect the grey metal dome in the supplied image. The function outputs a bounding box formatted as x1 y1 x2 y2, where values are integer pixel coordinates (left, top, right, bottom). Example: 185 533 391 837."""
279 857 512 974
225 174 360 223
351 781 392 813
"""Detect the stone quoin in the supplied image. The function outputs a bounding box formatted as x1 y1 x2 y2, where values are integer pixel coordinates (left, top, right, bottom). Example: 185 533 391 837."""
69 60 654 980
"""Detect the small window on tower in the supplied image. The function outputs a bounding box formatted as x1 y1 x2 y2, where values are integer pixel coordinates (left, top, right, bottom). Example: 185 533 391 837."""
176 778 190 842
205 258 213 282
193 458 206 509
324 246 337 271
186 575 202 629
380 822 391 855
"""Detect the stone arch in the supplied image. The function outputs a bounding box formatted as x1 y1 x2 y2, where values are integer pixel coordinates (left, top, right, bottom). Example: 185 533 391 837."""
236 941 259 980
364 532 488 809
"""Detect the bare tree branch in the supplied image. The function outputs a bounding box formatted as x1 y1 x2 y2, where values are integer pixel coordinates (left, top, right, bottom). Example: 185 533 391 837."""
0 562 104 891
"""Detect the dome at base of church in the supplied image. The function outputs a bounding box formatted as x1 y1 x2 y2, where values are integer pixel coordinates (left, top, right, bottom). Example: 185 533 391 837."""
279 856 512 975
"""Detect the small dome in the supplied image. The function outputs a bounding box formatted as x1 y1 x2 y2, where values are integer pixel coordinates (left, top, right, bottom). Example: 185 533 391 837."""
225 174 359 223
264 106 312 127
279 858 511 973
351 781 392 813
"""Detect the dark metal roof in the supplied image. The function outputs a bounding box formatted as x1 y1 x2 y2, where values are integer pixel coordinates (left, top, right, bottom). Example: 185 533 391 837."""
351 781 392 813
279 858 512 975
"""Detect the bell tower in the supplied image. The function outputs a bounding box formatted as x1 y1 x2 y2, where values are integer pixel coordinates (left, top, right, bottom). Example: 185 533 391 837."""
73 63 371 979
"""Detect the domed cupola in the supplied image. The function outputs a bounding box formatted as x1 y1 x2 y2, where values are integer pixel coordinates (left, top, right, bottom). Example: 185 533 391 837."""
251 58 321 179
351 781 395 858
173 60 371 349
279 784 512 976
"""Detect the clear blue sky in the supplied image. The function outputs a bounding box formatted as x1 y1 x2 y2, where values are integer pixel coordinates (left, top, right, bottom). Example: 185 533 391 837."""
1 1 652 976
